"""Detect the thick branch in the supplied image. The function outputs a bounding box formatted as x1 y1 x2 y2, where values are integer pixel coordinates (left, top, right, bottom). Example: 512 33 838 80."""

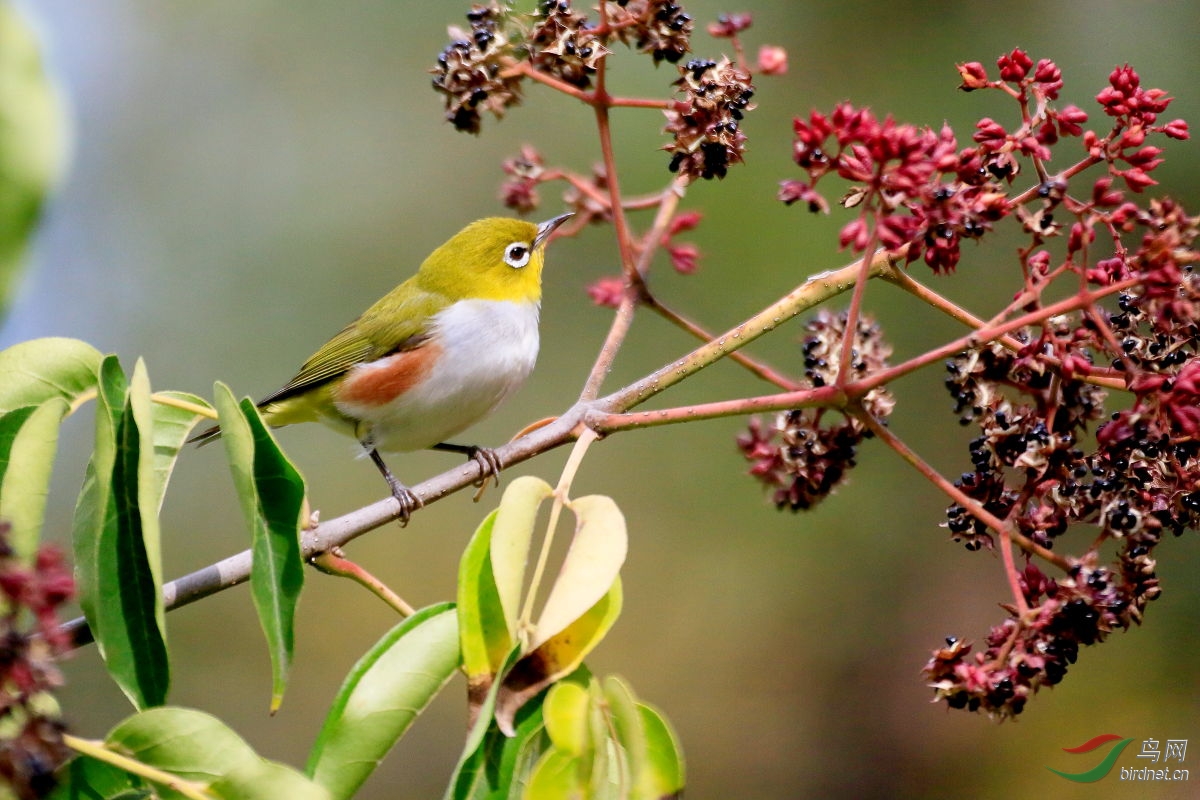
58 246 938 649
62 410 586 647
605 247 899 410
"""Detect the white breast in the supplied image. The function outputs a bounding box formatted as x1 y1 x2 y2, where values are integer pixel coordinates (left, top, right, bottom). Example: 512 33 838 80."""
337 299 540 452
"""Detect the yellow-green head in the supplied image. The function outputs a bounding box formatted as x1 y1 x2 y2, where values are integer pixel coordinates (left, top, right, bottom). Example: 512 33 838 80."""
414 215 570 303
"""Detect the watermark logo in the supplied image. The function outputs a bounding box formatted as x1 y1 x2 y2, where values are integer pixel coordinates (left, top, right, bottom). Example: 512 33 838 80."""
1048 733 1189 783
1047 734 1133 783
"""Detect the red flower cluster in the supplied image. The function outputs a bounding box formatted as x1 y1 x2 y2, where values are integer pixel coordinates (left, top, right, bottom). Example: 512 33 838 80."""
781 52 1189 278
587 275 625 308
782 102 1009 273
706 12 752 38
661 210 703 274
1096 64 1176 126
0 524 75 798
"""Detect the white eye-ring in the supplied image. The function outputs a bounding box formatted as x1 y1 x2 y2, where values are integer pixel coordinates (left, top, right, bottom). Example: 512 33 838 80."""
504 242 532 269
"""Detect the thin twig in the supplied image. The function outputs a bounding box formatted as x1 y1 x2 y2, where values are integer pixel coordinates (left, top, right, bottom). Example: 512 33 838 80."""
855 409 1068 579
578 178 686 401
312 549 415 617
880 265 1127 391
642 294 801 389
852 274 1142 397
606 247 898 411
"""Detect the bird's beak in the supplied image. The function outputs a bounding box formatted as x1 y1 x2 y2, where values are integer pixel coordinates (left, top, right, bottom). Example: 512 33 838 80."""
534 213 573 249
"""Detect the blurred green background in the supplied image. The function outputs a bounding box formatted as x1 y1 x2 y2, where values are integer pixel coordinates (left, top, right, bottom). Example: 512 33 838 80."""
4 1 1198 797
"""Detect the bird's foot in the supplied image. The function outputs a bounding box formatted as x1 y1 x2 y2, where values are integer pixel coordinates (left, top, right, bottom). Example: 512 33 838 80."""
431 442 503 502
367 446 423 526
463 445 503 490
385 476 424 526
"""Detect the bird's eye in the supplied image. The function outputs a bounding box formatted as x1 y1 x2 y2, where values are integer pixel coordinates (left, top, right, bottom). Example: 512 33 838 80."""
504 242 531 269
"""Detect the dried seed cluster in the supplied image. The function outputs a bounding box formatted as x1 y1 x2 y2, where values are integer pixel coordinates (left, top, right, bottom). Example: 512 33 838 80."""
931 307 1199 716
664 57 755 180
610 0 694 65
431 2 523 134
739 311 894 510
528 1 610 89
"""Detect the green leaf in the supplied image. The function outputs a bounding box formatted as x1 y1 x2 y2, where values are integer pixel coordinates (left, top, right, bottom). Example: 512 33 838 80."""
88 359 170 710
445 644 523 800
72 355 126 630
490 476 553 636
496 580 623 736
99 706 329 800
49 754 147 800
601 676 645 791
0 338 100 413
149 391 211 515
542 682 590 757
515 676 683 800
636 703 685 798
0 4 67 317
490 692 550 800
0 398 67 561
306 603 459 800
126 362 164 597
523 750 584 800
458 509 514 722
532 495 626 650
214 383 306 713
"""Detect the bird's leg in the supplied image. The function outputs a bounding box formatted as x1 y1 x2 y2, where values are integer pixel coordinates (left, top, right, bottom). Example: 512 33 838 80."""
433 442 503 489
367 447 423 525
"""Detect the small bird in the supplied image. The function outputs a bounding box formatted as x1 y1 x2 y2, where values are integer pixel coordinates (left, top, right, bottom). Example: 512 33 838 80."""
191 213 572 521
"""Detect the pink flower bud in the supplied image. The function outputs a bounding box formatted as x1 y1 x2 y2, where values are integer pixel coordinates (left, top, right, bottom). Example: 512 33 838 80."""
586 276 625 308
668 243 701 274
1163 119 1189 139
757 45 788 76
956 61 989 91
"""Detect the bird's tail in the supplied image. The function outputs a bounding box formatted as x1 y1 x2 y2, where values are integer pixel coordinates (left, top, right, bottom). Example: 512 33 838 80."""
187 424 223 447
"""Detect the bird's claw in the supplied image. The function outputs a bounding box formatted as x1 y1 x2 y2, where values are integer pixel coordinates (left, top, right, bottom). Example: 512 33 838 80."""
463 446 502 490
386 478 424 526
461 446 502 503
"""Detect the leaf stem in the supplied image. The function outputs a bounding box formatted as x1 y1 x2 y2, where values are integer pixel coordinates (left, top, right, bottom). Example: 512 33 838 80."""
67 387 97 416
312 549 415 617
518 429 599 641
63 734 215 800
150 392 216 419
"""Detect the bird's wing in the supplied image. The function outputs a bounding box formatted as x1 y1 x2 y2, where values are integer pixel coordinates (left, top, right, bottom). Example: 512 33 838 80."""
257 285 445 408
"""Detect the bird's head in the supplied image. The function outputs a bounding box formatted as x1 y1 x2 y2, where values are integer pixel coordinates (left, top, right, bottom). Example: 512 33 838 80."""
418 214 571 303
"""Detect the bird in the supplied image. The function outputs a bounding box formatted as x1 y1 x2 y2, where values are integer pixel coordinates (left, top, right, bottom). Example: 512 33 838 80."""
190 213 572 522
